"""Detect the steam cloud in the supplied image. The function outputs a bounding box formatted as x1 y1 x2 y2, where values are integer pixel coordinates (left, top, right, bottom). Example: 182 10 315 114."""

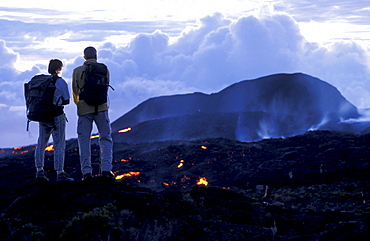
0 10 370 147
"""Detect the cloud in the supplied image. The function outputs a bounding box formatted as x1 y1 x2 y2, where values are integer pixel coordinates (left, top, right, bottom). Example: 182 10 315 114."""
0 40 44 147
0 40 18 65
0 103 8 108
0 0 261 22
93 11 370 98
1 9 370 147
0 40 19 84
9 105 26 116
276 0 370 24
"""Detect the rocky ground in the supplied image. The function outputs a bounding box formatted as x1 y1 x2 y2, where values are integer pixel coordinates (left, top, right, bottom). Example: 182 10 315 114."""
0 130 369 240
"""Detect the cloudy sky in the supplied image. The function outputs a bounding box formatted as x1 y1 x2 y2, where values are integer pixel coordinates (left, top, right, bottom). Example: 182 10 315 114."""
0 0 370 148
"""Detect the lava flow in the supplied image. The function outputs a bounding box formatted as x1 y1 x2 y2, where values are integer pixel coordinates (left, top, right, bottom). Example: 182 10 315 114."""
115 171 140 180
118 127 132 133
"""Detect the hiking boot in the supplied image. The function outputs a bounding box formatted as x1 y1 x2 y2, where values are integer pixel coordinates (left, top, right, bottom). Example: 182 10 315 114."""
35 170 49 181
101 171 115 179
83 173 93 181
57 172 74 182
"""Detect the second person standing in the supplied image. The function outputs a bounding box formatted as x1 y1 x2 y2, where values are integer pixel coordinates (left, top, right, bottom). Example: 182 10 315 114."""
72 46 114 181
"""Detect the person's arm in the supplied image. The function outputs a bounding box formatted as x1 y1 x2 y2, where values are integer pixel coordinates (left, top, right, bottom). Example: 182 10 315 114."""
72 69 80 104
55 77 70 106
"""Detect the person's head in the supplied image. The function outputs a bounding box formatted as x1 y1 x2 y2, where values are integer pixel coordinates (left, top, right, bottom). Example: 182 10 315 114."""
48 59 63 76
84 46 97 60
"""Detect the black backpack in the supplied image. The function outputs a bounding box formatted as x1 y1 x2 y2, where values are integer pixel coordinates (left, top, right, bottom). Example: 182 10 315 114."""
79 62 113 113
24 75 63 128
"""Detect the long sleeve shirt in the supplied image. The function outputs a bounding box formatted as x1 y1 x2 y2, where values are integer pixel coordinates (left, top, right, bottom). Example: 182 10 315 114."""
54 77 70 106
72 59 109 116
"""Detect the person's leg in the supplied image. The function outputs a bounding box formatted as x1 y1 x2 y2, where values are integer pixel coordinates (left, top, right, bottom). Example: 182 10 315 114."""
34 122 53 180
52 114 66 173
53 114 73 181
95 110 113 173
77 114 94 176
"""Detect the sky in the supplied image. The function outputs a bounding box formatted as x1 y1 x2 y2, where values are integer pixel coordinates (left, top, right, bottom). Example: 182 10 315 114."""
0 0 370 148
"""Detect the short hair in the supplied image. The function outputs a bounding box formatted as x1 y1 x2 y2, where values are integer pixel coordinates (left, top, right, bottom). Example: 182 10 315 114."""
84 46 97 59
48 59 63 75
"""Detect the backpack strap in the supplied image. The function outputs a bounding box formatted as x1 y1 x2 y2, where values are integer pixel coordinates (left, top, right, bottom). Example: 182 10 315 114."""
26 119 30 131
78 71 85 91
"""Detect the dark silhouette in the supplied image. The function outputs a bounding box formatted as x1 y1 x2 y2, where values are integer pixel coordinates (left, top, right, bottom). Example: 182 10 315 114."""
72 47 114 180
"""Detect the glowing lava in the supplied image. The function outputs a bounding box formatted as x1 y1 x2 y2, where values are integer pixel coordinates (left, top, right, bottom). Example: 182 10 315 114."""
115 172 140 180
45 144 54 151
177 160 184 168
90 135 99 139
197 177 208 186
13 146 25 150
118 127 132 133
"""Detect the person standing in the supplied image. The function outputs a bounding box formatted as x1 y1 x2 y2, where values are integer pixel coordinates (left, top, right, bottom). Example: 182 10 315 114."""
72 46 114 181
34 59 74 182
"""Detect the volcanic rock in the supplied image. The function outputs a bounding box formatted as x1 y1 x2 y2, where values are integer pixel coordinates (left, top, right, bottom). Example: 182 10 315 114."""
1 131 369 240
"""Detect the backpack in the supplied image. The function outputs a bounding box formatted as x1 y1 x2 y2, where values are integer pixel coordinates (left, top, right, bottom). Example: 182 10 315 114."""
24 74 63 128
79 62 114 114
